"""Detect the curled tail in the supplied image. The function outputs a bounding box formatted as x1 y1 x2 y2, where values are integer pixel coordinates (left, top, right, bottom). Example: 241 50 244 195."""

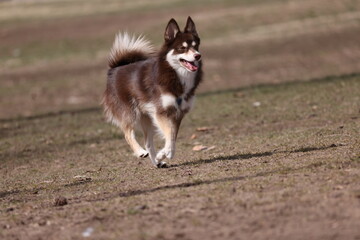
108 32 154 69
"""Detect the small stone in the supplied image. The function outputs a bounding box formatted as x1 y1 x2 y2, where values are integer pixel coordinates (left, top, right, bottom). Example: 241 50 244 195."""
3 224 11 229
5 207 14 212
39 220 47 226
54 196 68 207
82 227 94 237
253 101 261 107
41 180 53 184
134 205 148 211
73 175 92 182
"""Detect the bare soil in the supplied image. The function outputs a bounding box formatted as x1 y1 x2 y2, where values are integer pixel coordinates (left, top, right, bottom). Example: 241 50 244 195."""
1 0 360 239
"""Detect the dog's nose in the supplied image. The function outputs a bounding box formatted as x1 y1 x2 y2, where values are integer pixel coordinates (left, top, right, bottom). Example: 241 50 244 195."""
194 54 201 61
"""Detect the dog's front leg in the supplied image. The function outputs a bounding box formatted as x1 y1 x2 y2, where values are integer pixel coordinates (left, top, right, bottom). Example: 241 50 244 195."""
140 116 158 167
154 114 179 166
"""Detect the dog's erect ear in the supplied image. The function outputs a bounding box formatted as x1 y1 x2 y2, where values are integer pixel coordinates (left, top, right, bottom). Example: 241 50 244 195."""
164 18 180 42
184 16 198 37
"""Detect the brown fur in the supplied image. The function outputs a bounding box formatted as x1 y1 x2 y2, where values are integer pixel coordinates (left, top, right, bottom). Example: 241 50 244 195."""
102 17 203 167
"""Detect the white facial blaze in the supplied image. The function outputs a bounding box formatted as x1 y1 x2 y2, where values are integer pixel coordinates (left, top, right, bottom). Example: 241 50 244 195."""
185 49 196 60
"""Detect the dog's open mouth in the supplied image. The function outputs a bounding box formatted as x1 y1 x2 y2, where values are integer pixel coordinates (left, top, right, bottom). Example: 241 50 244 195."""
180 59 198 72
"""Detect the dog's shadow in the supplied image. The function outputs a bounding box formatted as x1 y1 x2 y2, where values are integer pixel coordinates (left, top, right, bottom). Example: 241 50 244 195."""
170 151 273 168
170 143 339 168
118 143 340 198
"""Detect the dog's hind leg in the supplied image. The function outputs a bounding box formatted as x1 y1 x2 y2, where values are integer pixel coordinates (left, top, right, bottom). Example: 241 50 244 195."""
122 124 149 158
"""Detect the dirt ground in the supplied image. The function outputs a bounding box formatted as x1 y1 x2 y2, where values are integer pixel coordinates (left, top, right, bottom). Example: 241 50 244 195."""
1 0 360 239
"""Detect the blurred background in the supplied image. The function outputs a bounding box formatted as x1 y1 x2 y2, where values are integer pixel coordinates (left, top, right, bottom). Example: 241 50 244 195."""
1 0 360 119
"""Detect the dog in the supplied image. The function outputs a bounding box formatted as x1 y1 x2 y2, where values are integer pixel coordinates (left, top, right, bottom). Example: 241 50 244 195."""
102 17 203 168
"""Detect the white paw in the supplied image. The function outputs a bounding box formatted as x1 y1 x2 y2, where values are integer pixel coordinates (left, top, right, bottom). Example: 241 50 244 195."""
165 149 174 159
156 149 166 161
156 147 174 160
135 149 149 158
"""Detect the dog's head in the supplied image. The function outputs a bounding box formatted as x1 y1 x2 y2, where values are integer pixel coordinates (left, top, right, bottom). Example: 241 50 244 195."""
164 17 201 73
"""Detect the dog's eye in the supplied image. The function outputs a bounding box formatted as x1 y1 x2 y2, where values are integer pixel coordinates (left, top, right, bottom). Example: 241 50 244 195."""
179 46 186 51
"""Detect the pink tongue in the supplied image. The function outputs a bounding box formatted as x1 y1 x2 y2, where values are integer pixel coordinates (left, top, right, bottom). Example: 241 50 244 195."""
185 61 198 71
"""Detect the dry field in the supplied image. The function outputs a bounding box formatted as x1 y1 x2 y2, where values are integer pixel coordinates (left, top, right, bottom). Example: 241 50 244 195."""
1 0 360 239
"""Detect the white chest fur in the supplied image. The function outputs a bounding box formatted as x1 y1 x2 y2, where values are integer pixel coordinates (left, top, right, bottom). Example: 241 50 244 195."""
174 69 196 111
177 68 196 96
160 93 195 112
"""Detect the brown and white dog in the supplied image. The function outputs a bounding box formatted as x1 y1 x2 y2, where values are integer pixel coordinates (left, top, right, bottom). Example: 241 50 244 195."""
102 17 203 168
